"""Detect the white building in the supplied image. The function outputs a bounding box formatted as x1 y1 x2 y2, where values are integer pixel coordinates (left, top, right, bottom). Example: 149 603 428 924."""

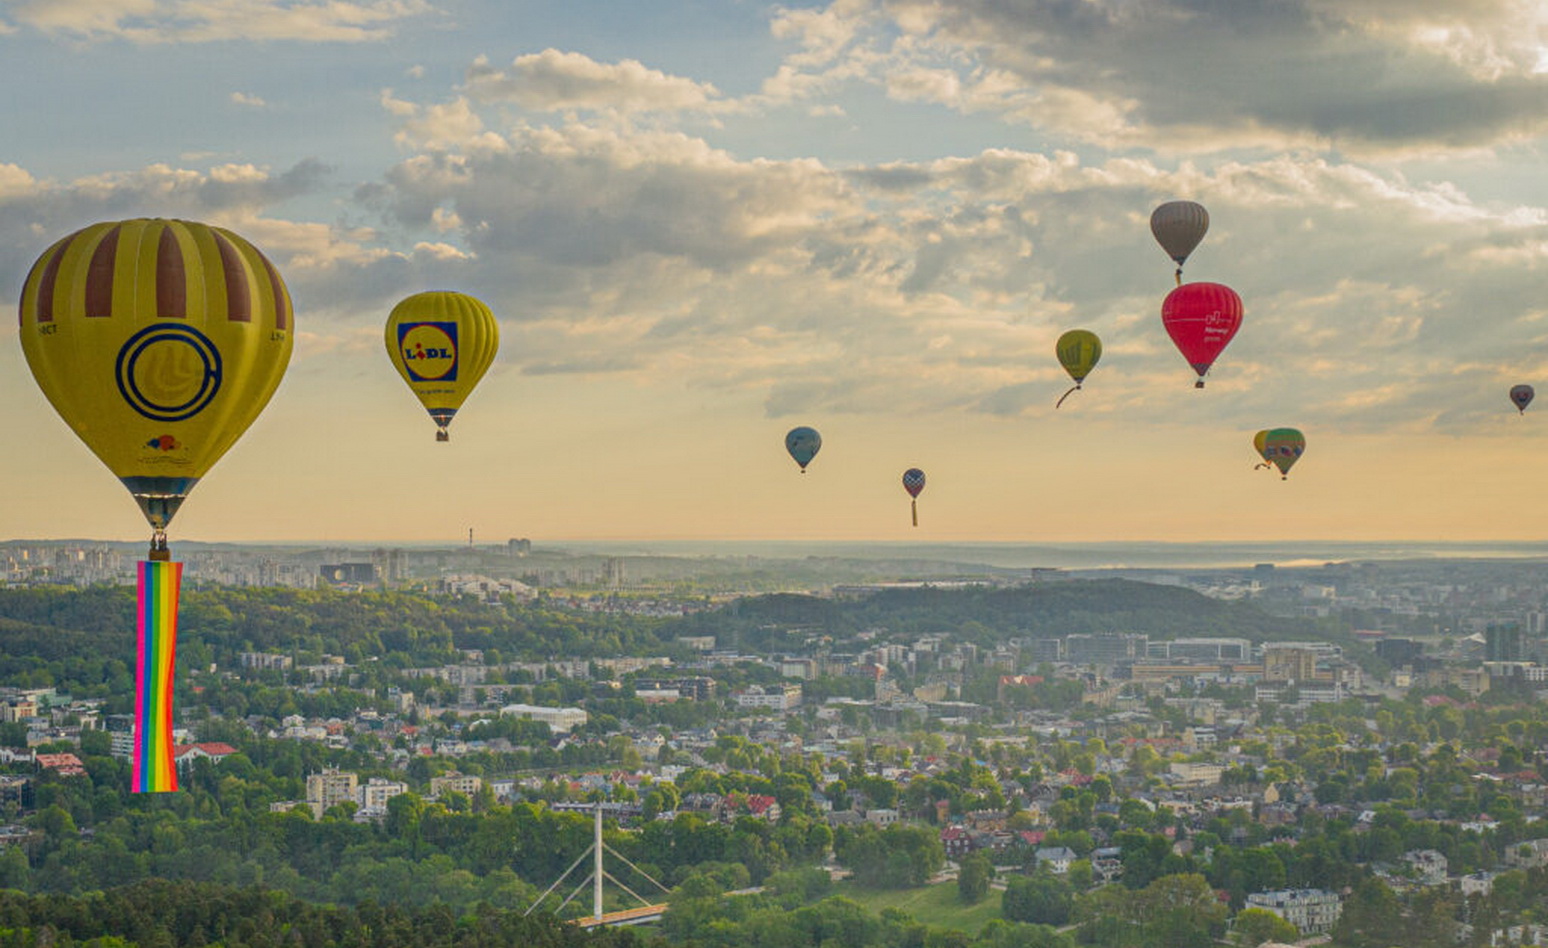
1244 888 1343 935
734 683 803 711
499 703 588 733
1034 846 1077 875
1459 872 1496 898
1505 838 1548 869
1404 849 1448 886
1169 761 1224 786
358 778 408 812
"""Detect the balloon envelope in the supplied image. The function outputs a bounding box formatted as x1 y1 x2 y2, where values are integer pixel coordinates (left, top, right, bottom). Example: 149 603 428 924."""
1253 428 1305 479
385 291 499 440
902 468 926 498
785 426 822 471
1150 200 1209 267
1161 282 1243 385
1510 384 1534 413
1056 330 1102 383
18 218 294 531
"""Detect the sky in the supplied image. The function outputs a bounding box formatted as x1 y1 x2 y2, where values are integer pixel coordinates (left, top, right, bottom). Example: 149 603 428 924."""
2 0 1548 546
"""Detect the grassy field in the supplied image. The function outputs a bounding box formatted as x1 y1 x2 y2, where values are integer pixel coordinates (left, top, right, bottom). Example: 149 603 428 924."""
833 879 1004 934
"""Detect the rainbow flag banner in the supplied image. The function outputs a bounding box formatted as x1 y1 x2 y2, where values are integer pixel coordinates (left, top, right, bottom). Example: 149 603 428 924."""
134 560 181 793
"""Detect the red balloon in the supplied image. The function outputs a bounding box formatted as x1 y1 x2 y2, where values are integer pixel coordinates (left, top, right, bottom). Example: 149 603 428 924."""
1161 282 1242 387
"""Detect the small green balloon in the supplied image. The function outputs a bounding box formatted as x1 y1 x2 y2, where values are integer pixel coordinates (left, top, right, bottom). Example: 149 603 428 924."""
1056 329 1102 383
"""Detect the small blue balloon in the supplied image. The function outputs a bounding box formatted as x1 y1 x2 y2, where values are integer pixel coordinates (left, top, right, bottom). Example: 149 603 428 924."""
785 426 822 471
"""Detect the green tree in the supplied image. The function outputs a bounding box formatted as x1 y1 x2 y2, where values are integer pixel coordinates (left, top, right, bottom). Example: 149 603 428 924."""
1233 907 1299 946
1004 871 1073 926
958 850 992 905
1333 877 1403 948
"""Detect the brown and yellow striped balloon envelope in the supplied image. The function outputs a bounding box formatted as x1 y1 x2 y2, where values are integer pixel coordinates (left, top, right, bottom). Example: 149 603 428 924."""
18 218 293 532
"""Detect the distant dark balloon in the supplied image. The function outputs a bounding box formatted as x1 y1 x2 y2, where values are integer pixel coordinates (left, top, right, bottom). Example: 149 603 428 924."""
1150 200 1209 283
785 426 822 472
902 468 926 527
1510 384 1534 414
1161 282 1243 388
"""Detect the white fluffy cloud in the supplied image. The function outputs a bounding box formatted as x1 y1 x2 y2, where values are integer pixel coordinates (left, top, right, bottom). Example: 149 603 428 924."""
464 49 725 114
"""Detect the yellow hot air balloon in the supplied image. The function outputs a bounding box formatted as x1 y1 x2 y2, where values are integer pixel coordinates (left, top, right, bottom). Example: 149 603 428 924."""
1055 329 1102 408
18 218 294 544
385 291 499 441
1253 427 1306 480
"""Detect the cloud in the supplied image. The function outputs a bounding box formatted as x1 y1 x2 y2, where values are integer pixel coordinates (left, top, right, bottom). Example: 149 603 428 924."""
356 92 1548 433
373 120 851 273
464 49 725 114
0 164 38 199
9 0 436 43
760 0 1548 154
607 1 1548 158
0 158 338 303
379 91 505 152
230 91 267 108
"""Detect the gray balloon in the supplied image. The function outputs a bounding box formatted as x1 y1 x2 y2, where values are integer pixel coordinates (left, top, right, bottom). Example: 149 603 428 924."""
1150 200 1210 267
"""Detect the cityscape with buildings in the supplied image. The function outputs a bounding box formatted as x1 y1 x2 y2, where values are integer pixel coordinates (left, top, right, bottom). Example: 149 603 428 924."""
0 540 1546 945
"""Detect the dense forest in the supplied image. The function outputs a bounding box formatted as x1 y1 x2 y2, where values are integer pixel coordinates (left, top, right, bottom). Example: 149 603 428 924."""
0 880 654 948
688 579 1349 653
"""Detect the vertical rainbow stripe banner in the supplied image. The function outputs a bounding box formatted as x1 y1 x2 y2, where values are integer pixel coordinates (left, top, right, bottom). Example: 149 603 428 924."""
134 560 181 793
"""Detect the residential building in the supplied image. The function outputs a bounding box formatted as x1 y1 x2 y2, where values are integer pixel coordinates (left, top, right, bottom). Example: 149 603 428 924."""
734 683 803 711
1035 846 1077 874
499 703 588 733
430 772 483 799
1404 849 1448 886
359 778 408 812
306 769 359 818
1244 888 1343 935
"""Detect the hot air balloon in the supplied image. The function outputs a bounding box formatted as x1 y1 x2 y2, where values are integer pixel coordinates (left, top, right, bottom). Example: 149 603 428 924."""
785 426 822 472
385 291 499 441
1150 200 1209 285
19 218 294 793
1253 428 1305 480
1161 282 1242 388
902 468 926 527
1510 384 1534 414
1055 329 1102 408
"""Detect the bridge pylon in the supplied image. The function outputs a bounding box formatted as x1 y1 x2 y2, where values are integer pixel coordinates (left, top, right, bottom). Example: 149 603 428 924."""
525 801 671 927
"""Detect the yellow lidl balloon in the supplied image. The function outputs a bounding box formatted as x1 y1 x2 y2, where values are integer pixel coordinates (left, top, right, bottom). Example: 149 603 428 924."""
385 291 499 441
1055 329 1102 408
18 219 294 533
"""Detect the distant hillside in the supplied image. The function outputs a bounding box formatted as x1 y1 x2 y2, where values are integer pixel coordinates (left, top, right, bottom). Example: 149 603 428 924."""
0 579 1359 698
681 579 1344 652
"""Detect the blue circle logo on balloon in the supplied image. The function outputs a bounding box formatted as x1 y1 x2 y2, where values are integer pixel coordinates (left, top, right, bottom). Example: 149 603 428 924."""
115 324 223 422
398 322 459 382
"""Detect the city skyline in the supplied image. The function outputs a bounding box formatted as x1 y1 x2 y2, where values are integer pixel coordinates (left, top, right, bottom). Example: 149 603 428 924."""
2 1 1547 543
